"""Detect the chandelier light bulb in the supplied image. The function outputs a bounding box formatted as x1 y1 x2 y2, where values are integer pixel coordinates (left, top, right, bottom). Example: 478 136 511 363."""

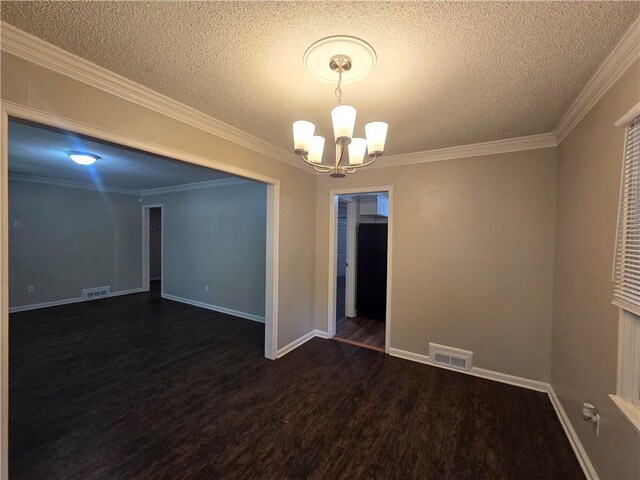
331 105 357 144
365 122 388 156
348 138 367 165
293 120 315 154
307 136 325 164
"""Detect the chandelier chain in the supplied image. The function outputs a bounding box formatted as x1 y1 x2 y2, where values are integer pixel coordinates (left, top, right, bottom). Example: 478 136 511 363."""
335 68 343 103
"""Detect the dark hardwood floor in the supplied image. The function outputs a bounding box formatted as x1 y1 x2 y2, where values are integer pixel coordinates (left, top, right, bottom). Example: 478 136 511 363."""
335 316 385 351
10 290 584 479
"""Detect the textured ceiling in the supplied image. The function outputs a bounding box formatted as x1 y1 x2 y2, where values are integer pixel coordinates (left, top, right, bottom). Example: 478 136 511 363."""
8 120 235 190
2 2 639 158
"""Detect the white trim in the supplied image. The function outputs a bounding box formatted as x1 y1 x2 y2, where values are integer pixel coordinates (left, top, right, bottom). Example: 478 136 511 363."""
385 188 394 352
328 186 393 354
1 102 280 185
0 23 301 171
276 330 316 358
8 288 145 313
548 387 599 480
388 348 548 392
2 18 638 176
377 133 557 168
328 194 339 338
8 173 251 197
162 293 265 323
139 177 250 196
1 22 559 170
276 329 330 357
264 182 279 360
313 330 331 339
555 15 640 144
345 200 357 318
615 102 640 128
388 348 432 366
0 105 7 479
609 394 640 434
8 172 139 196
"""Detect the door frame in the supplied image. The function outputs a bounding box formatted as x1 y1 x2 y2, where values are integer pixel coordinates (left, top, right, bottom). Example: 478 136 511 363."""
327 186 393 353
345 200 358 318
142 204 163 293
0 102 282 475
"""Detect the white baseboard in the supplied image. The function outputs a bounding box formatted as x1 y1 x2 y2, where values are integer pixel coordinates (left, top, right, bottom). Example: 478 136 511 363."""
110 288 145 298
277 330 317 358
9 287 144 313
389 347 596 479
276 329 330 358
388 348 548 392
161 293 265 323
313 329 331 339
548 386 599 480
388 347 431 365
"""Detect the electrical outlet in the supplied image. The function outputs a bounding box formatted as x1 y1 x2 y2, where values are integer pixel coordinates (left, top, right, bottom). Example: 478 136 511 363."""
28 285 35 293
13 220 21 228
582 403 600 436
204 285 209 292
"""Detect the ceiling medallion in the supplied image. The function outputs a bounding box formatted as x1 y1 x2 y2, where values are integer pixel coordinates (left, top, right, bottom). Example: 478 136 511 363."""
293 36 388 178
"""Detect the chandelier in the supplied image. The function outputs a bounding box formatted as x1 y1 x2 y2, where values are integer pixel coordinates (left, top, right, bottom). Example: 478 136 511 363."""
292 36 388 178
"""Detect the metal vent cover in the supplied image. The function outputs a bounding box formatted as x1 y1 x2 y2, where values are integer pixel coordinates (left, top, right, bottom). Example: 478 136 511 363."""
82 285 111 300
429 343 473 371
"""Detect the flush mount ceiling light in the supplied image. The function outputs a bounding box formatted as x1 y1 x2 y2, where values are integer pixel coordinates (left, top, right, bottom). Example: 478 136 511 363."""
293 36 388 178
68 151 99 165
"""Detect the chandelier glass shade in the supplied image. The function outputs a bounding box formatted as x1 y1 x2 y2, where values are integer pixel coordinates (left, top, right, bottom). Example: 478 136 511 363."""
293 37 388 178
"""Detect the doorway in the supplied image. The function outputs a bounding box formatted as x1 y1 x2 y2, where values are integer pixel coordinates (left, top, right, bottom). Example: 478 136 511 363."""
142 205 162 293
328 188 393 353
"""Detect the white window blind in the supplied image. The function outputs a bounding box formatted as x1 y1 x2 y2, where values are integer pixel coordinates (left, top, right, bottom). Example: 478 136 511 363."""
614 115 640 315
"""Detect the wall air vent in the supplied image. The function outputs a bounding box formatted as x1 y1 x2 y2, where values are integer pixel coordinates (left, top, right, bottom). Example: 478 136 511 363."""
82 285 111 300
429 342 473 371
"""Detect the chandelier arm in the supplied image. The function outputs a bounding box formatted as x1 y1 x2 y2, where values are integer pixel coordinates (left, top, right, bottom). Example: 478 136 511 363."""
346 155 380 169
345 168 356 174
300 153 333 172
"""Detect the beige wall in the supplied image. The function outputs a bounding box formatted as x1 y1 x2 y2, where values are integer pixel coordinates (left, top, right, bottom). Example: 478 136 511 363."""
315 148 557 382
552 61 640 480
4 43 640 478
1 52 317 349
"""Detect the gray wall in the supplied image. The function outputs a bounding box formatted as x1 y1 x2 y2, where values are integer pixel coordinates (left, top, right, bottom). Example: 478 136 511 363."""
143 181 267 320
149 207 162 280
9 179 142 308
552 61 640 480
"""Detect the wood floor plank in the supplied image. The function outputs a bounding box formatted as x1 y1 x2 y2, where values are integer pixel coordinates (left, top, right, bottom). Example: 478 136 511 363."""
335 316 385 349
9 289 584 479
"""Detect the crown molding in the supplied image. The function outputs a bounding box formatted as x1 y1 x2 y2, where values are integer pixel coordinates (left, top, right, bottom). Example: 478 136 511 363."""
8 172 140 195
9 172 249 196
3 17 637 172
376 132 557 168
139 177 250 196
0 23 302 171
554 15 640 144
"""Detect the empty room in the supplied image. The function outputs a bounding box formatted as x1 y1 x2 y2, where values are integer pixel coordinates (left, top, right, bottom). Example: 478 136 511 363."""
1 2 639 479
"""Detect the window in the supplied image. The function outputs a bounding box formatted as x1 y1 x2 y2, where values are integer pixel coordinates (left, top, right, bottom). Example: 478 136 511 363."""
612 104 640 433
